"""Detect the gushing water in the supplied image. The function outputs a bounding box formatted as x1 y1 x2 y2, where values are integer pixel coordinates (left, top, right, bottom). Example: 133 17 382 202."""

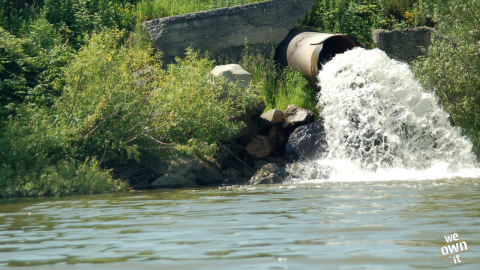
294 48 479 182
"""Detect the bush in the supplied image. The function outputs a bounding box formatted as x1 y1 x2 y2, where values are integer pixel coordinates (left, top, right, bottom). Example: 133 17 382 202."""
59 29 254 160
412 0 480 156
0 28 261 196
0 104 127 198
0 27 30 118
301 0 387 48
300 0 426 48
42 0 139 48
0 158 126 198
0 18 71 120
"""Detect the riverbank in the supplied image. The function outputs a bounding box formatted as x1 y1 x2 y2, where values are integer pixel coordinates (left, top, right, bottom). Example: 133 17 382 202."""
1 0 479 198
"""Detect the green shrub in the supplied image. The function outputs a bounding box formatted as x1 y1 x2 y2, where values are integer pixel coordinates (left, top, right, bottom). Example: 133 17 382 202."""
0 28 260 197
0 158 126 198
0 17 71 120
58 29 255 161
42 0 139 48
300 0 425 48
412 0 480 156
0 104 126 198
0 27 30 118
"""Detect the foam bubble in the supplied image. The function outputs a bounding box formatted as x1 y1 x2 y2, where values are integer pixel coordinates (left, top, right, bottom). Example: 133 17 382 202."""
293 48 480 182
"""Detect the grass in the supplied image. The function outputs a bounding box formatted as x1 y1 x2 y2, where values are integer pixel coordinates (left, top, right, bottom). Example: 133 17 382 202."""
136 0 266 22
240 51 320 119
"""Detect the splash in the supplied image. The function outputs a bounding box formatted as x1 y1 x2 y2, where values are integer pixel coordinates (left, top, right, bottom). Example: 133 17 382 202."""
293 48 479 182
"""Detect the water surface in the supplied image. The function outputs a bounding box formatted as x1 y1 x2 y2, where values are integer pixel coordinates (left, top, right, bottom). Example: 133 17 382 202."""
1 179 479 269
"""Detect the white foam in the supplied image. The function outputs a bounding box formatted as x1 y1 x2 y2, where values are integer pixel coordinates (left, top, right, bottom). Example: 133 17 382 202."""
293 48 480 182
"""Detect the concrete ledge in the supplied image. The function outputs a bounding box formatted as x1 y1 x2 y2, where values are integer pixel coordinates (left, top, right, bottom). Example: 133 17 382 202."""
143 0 316 64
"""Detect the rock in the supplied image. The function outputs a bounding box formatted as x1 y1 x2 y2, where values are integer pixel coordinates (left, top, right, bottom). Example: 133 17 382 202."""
250 157 289 185
284 104 314 127
268 126 278 143
245 135 274 160
231 112 256 143
249 170 283 185
196 162 225 186
258 109 285 128
280 118 294 129
150 157 203 188
150 174 199 188
219 143 244 156
266 157 287 167
223 168 245 185
268 126 285 147
211 64 252 89
241 166 254 179
372 27 436 63
245 99 266 118
150 160 169 178
217 143 245 168
143 0 318 65
254 160 269 170
286 162 333 180
260 163 284 174
150 157 227 187
285 122 328 160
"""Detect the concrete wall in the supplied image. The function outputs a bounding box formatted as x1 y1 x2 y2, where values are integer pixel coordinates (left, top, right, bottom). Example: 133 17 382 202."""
372 27 436 63
143 0 317 65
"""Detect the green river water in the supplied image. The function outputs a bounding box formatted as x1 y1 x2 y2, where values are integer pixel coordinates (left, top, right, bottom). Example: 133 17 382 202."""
1 179 479 269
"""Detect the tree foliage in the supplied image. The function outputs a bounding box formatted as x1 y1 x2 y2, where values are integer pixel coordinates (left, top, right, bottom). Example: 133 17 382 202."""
0 16 71 119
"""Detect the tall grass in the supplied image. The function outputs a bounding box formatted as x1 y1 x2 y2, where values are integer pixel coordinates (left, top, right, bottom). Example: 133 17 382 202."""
136 0 265 22
240 51 320 119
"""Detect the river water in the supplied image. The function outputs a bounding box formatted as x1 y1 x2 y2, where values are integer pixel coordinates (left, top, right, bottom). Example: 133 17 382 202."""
1 179 479 269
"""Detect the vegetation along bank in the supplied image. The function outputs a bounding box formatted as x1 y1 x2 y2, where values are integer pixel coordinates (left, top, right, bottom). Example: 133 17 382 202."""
1 0 479 197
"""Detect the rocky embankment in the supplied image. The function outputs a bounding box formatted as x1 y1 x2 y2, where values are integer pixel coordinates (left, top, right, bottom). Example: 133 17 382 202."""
148 64 326 188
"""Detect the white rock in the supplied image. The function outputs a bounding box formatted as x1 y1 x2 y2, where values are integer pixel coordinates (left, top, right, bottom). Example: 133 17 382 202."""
211 64 252 89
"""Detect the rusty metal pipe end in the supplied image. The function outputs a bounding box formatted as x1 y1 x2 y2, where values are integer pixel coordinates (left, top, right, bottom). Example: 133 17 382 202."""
275 31 359 88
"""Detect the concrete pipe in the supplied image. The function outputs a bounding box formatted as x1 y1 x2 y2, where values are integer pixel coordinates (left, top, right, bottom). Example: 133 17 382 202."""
276 31 359 88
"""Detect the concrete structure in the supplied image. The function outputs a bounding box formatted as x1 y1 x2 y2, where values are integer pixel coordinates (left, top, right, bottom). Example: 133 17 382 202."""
143 0 317 65
372 27 436 63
